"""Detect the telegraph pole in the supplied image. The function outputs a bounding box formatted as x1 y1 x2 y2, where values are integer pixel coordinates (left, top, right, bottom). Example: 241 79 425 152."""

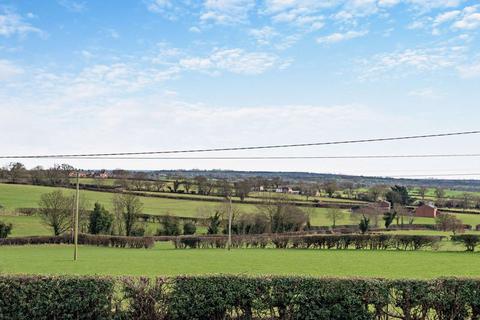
73 171 80 261
227 195 232 250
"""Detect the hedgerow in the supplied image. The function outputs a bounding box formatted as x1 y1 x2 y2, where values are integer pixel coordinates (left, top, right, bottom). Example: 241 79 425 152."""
3 276 480 319
0 233 154 249
171 234 444 251
452 234 480 252
0 275 114 320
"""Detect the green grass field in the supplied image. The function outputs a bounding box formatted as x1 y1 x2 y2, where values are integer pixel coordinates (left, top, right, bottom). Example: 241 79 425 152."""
0 243 479 278
3 183 480 234
0 183 357 227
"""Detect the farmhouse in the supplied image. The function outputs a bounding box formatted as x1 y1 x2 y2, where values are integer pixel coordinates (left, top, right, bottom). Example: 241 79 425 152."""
275 186 293 193
415 203 438 218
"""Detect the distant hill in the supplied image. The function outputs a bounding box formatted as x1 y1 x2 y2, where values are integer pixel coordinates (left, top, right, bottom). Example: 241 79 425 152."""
147 169 480 191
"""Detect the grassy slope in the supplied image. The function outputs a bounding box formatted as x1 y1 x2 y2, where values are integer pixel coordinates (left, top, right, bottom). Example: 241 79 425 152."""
2 183 480 229
0 183 353 226
0 243 480 278
0 215 50 236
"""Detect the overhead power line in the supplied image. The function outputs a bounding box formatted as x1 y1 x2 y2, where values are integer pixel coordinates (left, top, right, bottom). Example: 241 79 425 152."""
1 130 479 159
16 153 480 160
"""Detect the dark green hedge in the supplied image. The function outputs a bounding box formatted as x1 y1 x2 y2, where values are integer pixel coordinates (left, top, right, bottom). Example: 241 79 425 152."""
172 234 444 251
452 234 480 251
0 276 114 320
2 275 480 319
0 233 154 249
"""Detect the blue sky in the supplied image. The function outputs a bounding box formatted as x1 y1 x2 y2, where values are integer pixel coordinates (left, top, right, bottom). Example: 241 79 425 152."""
0 0 479 177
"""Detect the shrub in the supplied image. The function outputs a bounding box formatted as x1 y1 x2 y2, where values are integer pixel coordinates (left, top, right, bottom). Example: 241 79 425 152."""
0 275 114 319
0 234 154 249
158 215 180 236
183 221 196 235
88 202 113 234
0 221 12 238
452 234 480 251
359 215 370 234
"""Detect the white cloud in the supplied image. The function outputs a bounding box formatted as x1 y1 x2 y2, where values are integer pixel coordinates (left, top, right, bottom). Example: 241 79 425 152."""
0 10 42 37
433 10 461 26
200 0 255 25
408 87 442 99
263 0 329 30
0 60 23 81
146 0 188 20
179 48 285 75
189 26 201 33
452 5 480 30
249 26 278 45
457 61 480 78
358 46 467 80
406 0 465 12
57 0 86 12
317 30 368 44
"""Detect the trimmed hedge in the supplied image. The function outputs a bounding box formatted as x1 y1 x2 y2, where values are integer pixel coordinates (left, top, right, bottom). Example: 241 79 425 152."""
2 275 480 319
172 234 444 251
0 276 114 320
0 234 154 249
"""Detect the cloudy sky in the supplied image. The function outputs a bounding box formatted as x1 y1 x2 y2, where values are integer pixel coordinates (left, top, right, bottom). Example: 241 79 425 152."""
0 0 479 177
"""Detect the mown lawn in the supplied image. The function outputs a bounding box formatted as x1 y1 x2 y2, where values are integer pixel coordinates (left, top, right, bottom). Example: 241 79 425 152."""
0 243 479 278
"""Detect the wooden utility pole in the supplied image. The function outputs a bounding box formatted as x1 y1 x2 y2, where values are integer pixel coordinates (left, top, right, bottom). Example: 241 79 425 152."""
73 171 80 261
227 195 232 251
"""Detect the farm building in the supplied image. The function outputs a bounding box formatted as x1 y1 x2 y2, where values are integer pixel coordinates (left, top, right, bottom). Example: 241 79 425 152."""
275 186 293 193
374 200 391 213
415 203 438 218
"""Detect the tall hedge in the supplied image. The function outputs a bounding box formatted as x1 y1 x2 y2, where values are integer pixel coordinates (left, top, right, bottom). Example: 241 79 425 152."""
2 275 480 319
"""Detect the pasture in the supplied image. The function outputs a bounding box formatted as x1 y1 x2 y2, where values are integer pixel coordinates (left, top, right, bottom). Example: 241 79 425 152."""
3 183 480 237
0 243 480 278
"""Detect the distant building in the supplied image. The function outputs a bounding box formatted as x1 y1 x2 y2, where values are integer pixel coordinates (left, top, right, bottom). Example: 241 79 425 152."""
275 186 293 194
374 200 391 213
415 203 438 218
68 171 87 178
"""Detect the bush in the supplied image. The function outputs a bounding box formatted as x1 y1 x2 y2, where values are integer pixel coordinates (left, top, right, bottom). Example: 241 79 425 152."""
0 275 114 319
0 221 12 238
0 234 154 249
452 234 480 251
158 215 180 236
88 202 113 235
183 221 196 235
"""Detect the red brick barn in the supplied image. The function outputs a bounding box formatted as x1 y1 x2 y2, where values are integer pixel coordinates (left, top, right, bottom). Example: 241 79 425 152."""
415 203 438 218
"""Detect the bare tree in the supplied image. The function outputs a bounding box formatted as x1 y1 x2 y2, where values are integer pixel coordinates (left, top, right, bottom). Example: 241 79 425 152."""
323 181 338 198
461 193 472 211
38 190 71 236
233 179 252 201
368 185 387 202
7 162 27 183
418 186 428 201
394 204 413 226
435 187 446 201
435 213 464 234
112 193 143 236
152 180 166 192
183 180 193 194
326 207 345 228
